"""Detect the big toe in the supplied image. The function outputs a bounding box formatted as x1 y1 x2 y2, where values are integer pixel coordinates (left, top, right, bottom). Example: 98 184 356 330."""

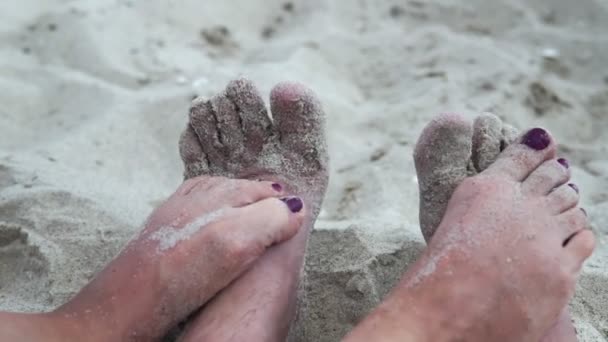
484 127 557 181
414 113 473 242
270 82 328 174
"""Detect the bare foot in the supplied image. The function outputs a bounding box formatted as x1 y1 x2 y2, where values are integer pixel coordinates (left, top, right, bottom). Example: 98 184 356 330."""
415 113 579 341
177 78 328 341
0 175 306 341
345 127 595 341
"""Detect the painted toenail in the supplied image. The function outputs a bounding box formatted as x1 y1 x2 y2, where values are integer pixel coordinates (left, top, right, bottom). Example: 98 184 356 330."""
568 183 579 193
557 158 569 168
281 196 303 213
272 183 283 192
522 128 551 150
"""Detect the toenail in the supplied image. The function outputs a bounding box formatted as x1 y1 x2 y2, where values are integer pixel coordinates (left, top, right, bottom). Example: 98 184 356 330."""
568 183 579 193
522 128 551 150
557 158 569 168
272 183 283 192
280 196 303 213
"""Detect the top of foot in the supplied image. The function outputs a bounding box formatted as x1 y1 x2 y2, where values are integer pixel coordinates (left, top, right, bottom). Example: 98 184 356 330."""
179 78 329 213
410 127 594 341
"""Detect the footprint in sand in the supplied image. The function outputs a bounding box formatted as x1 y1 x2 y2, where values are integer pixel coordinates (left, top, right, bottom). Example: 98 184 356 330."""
0 223 51 305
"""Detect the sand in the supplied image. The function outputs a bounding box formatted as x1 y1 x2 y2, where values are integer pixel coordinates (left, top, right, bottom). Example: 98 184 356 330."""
0 0 606 341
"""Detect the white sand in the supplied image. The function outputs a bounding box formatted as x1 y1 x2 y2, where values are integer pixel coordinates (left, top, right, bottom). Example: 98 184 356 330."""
0 0 606 341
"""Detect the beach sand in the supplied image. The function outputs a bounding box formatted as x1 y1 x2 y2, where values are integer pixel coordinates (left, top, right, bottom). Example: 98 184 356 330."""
0 0 606 340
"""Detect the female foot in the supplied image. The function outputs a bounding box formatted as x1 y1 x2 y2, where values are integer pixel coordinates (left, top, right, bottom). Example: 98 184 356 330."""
414 112 579 341
345 127 594 341
177 78 329 341
0 176 306 341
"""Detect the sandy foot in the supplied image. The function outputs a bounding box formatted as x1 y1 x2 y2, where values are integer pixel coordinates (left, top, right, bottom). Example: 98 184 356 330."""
177 78 329 341
346 126 594 341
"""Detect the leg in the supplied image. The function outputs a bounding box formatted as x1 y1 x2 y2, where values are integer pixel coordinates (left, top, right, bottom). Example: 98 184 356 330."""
345 127 594 341
0 176 306 341
177 79 329 341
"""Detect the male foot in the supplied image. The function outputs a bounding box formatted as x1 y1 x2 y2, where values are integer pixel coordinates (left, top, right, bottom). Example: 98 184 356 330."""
345 127 594 341
0 176 306 342
415 112 579 341
177 79 329 341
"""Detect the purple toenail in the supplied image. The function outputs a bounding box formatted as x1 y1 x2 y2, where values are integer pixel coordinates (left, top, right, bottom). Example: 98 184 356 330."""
522 128 551 150
272 183 283 192
557 158 569 168
568 183 579 193
281 196 303 213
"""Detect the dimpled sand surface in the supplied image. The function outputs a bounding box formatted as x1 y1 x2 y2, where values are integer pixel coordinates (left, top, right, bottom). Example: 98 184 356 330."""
0 1 607 341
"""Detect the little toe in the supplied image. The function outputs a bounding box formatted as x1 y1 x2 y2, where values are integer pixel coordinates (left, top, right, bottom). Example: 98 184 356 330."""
563 229 595 273
484 127 557 181
225 78 273 154
179 124 210 179
413 113 473 242
270 82 328 172
546 183 580 214
557 208 589 245
521 158 571 196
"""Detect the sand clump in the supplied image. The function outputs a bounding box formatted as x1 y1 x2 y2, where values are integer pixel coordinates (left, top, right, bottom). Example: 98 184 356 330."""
0 0 607 341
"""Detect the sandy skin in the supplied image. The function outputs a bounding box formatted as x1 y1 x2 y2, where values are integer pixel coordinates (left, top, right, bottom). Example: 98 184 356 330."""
415 112 580 341
344 125 594 341
0 176 306 341
176 79 329 341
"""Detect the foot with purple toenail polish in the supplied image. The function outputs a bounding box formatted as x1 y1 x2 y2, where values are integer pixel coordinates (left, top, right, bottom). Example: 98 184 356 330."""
412 114 589 342
347 116 595 342
0 174 309 342
178 78 328 342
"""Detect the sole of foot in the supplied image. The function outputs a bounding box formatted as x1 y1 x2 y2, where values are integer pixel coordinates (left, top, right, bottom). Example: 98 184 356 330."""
177 78 329 341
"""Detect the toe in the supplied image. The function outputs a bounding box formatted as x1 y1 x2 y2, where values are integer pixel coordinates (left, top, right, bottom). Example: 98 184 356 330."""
270 82 328 172
484 127 557 181
472 113 504 172
413 113 473 242
179 124 210 179
209 91 246 151
228 196 305 251
197 179 285 207
557 208 589 245
189 97 227 168
546 183 580 214
521 158 571 195
225 78 272 154
563 229 595 273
